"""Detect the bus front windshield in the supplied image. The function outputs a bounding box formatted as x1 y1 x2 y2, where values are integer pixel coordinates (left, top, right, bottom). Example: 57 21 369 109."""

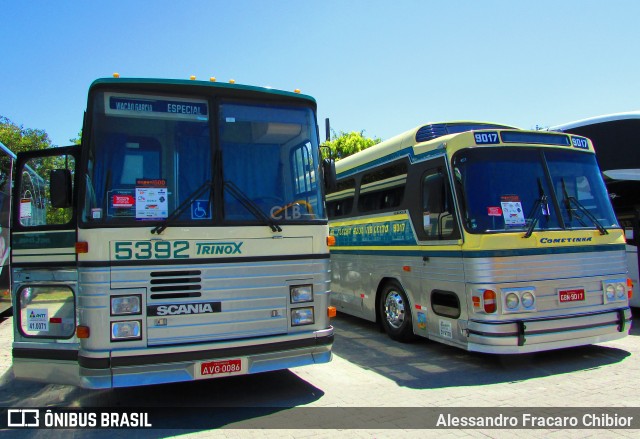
452 147 618 234
84 91 325 226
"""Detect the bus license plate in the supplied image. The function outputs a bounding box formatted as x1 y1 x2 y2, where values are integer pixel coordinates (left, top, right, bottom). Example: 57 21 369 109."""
559 288 585 303
199 358 244 378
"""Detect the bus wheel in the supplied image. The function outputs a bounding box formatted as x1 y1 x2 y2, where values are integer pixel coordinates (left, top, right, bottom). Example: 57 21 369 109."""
379 281 415 342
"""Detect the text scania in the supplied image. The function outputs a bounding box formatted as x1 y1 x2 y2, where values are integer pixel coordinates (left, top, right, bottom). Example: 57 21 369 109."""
153 302 220 316
540 237 593 244
196 242 243 255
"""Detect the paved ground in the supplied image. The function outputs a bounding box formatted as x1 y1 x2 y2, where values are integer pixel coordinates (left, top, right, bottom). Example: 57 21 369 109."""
0 311 639 438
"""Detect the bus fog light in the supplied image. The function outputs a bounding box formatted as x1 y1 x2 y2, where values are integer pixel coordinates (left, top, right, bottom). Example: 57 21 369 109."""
615 283 626 299
290 284 313 303
505 293 520 310
111 320 141 341
291 307 314 326
521 292 535 308
111 295 141 315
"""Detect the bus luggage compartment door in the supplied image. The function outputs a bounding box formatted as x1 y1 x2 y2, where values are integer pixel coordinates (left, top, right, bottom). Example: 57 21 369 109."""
11 268 80 385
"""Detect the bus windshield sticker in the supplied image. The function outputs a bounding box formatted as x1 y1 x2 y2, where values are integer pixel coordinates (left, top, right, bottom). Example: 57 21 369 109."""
108 189 135 217
191 200 212 220
487 206 503 216
135 179 168 221
500 195 525 226
105 93 209 121
474 132 500 145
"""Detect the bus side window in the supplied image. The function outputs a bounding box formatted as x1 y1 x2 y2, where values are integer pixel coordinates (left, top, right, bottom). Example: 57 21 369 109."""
421 168 459 240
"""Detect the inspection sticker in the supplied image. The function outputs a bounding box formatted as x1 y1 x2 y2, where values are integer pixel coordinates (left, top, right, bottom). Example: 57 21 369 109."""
27 308 49 332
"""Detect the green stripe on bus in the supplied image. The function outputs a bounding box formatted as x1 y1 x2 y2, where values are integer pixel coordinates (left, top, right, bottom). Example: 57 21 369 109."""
12 231 76 250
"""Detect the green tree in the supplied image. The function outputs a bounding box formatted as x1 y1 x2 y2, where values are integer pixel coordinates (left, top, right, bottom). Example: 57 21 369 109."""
0 116 54 153
322 130 381 160
0 116 73 224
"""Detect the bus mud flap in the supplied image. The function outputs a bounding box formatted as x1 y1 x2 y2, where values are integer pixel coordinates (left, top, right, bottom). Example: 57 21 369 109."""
517 321 526 346
617 309 626 332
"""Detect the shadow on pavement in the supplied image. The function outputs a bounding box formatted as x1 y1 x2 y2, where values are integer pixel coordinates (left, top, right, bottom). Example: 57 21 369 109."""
0 369 324 438
331 311 637 390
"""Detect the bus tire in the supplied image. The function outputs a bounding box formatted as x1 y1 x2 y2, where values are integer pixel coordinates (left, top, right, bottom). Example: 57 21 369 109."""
379 281 415 342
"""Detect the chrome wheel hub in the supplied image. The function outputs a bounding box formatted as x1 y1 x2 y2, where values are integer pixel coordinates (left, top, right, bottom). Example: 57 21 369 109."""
384 291 405 329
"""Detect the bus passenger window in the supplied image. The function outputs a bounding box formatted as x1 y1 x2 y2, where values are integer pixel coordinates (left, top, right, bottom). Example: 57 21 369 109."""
357 162 407 213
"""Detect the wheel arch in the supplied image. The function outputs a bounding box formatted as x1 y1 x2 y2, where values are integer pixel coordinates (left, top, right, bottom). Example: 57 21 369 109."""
375 276 412 324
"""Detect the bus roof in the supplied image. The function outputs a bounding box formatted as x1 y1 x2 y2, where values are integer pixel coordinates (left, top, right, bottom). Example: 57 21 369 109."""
89 77 317 104
335 121 519 176
550 111 640 131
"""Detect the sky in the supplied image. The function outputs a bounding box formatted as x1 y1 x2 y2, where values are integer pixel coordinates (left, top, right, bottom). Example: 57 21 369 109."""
2 0 640 146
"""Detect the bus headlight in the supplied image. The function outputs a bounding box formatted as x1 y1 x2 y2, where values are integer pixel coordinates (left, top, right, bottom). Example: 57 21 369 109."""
499 287 536 313
111 320 142 341
505 293 520 310
290 284 313 303
603 279 627 303
111 295 141 316
605 284 616 301
291 307 314 326
521 292 535 309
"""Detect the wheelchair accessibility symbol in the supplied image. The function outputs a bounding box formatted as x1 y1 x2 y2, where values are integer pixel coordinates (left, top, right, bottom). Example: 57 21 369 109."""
191 200 212 220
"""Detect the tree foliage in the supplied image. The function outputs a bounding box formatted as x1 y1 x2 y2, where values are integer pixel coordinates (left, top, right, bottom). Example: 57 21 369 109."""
0 116 73 224
321 130 381 161
0 116 54 153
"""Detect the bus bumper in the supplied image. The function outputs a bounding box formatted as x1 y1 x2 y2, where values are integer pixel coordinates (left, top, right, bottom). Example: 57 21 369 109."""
13 327 333 389
466 308 631 354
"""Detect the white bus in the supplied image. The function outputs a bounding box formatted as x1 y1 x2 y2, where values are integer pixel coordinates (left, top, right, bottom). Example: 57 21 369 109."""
552 112 640 307
11 77 336 388
327 122 631 353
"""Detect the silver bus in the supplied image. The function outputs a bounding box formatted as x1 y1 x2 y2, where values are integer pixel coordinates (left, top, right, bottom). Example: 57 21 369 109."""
327 122 631 354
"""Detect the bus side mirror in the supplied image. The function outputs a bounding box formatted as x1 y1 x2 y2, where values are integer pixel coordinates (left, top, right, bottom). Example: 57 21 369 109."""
323 158 337 192
50 169 72 208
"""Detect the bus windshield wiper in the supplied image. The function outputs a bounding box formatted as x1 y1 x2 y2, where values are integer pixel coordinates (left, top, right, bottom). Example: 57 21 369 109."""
560 177 608 235
223 181 282 232
151 180 212 235
523 178 550 238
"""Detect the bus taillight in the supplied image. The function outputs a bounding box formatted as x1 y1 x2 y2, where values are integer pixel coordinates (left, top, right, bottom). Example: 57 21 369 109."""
483 290 497 314
628 278 634 299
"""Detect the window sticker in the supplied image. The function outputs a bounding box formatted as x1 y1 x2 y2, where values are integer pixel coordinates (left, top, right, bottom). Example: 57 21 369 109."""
500 195 525 227
191 200 212 220
135 179 168 220
19 199 32 219
27 308 49 332
108 189 136 217
487 206 503 217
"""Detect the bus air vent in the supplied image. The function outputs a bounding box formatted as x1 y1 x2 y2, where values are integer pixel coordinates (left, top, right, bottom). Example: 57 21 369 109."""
149 270 202 299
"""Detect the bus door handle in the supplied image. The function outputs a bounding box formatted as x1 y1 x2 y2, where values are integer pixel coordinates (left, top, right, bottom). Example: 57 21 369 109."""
422 256 430 263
